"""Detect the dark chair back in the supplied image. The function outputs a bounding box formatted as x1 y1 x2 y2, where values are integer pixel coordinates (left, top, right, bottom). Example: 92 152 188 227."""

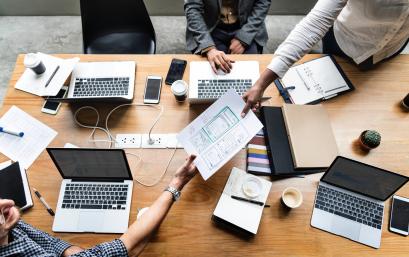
80 0 156 54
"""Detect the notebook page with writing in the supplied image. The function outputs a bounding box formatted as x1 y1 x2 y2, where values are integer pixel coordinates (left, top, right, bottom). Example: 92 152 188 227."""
282 56 350 104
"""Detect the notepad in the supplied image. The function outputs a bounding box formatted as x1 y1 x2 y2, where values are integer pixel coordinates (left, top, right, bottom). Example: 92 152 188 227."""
282 104 338 168
213 167 271 234
0 161 33 210
247 130 271 176
0 106 58 169
276 55 354 104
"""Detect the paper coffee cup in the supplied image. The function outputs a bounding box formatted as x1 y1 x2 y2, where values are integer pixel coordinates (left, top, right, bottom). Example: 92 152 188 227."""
281 187 303 209
24 53 46 74
171 80 188 102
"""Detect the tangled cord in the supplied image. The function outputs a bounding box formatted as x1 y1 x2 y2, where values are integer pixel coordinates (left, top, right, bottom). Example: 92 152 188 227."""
73 104 177 187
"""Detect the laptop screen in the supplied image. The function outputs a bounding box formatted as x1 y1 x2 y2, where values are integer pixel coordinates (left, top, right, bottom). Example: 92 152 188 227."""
321 157 408 201
47 148 132 180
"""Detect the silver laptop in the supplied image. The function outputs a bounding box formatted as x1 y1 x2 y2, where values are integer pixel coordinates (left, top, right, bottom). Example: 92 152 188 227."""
47 148 134 233
311 156 408 248
52 61 135 102
188 61 259 104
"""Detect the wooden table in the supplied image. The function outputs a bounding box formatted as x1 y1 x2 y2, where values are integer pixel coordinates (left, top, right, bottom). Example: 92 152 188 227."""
3 54 409 256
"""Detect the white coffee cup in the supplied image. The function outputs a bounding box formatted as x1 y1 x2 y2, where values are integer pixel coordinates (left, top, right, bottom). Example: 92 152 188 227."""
281 187 303 209
171 80 188 102
24 53 46 74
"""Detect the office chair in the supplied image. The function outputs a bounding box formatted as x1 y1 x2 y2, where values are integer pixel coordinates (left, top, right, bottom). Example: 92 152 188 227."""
80 0 156 54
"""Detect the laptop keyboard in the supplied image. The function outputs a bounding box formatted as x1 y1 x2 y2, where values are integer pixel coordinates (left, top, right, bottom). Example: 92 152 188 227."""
197 79 252 99
73 77 129 97
61 183 129 210
315 185 384 229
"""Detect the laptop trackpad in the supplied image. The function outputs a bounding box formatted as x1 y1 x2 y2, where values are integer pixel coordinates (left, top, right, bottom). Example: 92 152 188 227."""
331 216 360 241
78 211 104 232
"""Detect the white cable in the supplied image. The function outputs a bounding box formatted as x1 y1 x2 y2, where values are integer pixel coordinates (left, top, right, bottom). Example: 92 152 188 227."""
73 103 174 187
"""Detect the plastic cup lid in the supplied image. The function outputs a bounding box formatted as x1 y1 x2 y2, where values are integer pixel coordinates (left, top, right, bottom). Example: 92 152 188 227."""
24 53 41 68
171 80 188 96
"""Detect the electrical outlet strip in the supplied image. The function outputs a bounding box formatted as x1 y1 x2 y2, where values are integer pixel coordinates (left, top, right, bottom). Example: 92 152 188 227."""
115 134 142 148
115 134 183 149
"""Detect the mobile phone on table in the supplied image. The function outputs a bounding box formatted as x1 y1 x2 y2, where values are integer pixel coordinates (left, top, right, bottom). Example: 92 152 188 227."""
389 195 409 236
165 58 187 85
144 76 162 104
41 86 68 115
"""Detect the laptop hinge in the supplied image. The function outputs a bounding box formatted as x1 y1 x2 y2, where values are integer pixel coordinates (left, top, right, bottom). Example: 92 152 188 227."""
70 178 126 183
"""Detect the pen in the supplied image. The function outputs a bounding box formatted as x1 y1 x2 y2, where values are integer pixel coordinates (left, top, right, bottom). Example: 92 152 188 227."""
231 195 264 206
0 127 24 137
44 65 60 88
32 188 55 216
295 68 310 90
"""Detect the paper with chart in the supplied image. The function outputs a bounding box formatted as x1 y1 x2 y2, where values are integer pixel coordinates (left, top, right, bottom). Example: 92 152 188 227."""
15 52 79 97
0 106 57 169
177 89 263 180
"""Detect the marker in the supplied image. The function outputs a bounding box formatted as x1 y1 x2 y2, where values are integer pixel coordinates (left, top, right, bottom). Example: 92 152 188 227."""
0 127 24 137
32 188 55 216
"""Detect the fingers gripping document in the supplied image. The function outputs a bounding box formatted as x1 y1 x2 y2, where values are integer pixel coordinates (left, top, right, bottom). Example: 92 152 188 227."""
177 89 263 180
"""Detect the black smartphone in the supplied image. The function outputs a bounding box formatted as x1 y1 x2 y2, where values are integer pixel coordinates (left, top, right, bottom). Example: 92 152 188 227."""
165 58 187 85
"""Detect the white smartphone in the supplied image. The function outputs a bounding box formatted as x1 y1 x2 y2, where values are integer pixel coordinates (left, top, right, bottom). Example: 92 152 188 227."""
389 195 409 236
41 86 68 115
144 75 162 104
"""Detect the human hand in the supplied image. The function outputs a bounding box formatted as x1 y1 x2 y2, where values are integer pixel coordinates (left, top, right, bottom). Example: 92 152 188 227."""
0 199 20 246
207 49 235 73
229 38 245 54
241 85 264 117
169 155 198 191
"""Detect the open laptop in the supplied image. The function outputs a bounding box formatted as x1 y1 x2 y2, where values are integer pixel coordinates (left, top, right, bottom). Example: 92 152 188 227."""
311 156 408 248
188 61 259 104
47 148 134 233
50 61 135 102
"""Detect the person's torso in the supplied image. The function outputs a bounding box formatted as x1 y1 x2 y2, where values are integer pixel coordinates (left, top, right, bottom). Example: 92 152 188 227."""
334 0 409 63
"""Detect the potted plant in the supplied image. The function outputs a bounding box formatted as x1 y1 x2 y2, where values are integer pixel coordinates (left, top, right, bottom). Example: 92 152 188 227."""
359 130 381 151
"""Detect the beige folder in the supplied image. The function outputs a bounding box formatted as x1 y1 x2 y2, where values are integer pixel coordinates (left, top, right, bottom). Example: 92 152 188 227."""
282 104 338 168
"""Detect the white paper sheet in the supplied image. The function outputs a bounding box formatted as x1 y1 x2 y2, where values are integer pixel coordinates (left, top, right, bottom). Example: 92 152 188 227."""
15 53 79 96
0 106 58 169
213 167 272 234
177 89 263 180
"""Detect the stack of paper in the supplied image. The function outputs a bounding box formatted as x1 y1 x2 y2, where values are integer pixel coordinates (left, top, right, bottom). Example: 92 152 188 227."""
0 106 58 169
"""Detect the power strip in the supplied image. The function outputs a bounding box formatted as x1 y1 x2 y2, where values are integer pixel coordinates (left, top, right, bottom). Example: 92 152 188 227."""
115 133 183 149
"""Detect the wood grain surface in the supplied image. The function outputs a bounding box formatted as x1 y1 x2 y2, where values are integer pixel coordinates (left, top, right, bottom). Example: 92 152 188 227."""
2 54 409 256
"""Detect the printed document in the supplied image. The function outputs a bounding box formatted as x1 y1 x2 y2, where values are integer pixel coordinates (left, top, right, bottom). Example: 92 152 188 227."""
15 53 79 97
0 106 57 169
177 89 263 180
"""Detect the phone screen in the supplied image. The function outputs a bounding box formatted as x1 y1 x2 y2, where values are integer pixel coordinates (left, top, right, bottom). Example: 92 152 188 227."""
165 59 187 84
391 197 409 233
145 78 162 100
44 88 67 110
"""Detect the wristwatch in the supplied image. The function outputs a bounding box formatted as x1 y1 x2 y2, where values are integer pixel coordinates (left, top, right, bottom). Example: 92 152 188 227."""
164 186 181 201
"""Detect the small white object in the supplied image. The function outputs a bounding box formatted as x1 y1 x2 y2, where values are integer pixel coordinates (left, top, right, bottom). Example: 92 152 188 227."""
136 207 149 220
171 80 188 102
24 53 41 68
281 187 303 209
242 176 262 198
141 134 167 149
64 143 79 148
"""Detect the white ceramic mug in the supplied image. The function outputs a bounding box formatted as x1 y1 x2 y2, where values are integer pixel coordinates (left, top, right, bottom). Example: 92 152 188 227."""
281 187 303 209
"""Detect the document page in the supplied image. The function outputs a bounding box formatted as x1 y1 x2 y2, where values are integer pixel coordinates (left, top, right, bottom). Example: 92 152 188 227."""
0 106 58 169
177 89 263 180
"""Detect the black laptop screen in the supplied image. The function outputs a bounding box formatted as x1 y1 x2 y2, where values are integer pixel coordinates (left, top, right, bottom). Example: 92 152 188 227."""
322 157 408 201
47 148 132 180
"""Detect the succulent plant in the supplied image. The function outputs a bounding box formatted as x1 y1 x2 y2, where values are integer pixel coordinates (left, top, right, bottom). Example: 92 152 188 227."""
360 130 381 150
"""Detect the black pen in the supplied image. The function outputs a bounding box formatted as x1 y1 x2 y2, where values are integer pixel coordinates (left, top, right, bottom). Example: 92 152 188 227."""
231 195 264 206
33 188 55 216
44 65 60 88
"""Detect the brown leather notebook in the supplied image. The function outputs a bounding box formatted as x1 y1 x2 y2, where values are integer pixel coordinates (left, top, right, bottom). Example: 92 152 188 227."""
282 104 338 168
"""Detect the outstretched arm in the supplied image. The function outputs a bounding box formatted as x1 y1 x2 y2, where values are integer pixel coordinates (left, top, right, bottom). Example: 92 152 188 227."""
119 155 197 256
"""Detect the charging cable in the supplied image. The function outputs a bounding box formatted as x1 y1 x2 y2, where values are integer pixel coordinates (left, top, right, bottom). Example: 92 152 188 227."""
73 103 175 187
